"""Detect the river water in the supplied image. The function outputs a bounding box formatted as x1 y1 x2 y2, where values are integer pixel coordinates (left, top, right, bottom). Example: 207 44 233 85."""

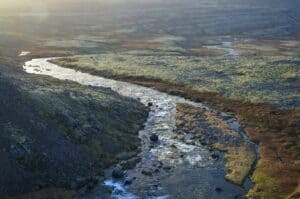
205 42 240 56
24 58 251 199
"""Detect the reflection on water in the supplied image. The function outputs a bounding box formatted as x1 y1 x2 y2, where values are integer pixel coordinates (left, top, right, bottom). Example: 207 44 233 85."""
205 42 239 56
19 51 30 56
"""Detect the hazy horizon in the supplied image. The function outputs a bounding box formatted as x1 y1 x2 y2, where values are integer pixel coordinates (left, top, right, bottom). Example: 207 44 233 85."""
1 0 299 13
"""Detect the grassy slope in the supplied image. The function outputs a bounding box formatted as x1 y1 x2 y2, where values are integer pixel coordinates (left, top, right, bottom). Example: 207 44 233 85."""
52 51 300 198
0 48 148 198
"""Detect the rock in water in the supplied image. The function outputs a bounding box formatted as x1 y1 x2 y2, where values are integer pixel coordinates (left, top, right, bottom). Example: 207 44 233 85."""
124 177 135 185
211 153 219 160
112 168 124 179
148 102 153 107
141 168 153 176
70 176 99 190
215 187 223 193
150 134 159 142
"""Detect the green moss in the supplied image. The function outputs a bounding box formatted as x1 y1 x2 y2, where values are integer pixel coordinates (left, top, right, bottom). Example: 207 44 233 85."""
247 170 280 199
53 53 300 109
86 141 106 158
224 146 256 185
235 43 277 52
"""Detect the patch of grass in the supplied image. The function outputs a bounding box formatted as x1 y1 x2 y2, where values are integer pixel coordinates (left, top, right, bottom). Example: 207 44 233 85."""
204 111 240 137
189 47 225 56
175 103 256 186
86 140 112 165
225 146 256 185
247 170 280 199
52 53 300 108
234 40 300 57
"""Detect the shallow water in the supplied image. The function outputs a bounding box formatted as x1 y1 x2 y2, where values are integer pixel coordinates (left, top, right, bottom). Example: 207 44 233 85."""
24 57 251 199
19 51 30 56
205 42 239 56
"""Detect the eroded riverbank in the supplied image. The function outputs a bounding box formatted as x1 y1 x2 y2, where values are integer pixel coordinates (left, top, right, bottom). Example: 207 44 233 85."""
24 58 257 199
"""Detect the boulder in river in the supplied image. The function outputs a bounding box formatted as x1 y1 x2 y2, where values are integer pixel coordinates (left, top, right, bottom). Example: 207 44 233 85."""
112 168 125 179
211 153 220 160
184 134 195 141
124 177 136 185
150 134 159 142
163 166 172 171
215 187 223 193
120 157 141 170
141 168 153 176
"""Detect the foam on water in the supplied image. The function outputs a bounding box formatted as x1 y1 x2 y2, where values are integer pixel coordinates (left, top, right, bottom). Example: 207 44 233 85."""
104 179 137 199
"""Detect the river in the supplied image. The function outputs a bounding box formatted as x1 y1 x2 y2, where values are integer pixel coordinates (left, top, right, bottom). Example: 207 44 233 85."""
24 57 253 199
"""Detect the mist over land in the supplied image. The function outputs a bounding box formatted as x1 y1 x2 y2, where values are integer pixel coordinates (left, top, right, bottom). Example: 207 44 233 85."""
1 0 300 12
1 0 300 39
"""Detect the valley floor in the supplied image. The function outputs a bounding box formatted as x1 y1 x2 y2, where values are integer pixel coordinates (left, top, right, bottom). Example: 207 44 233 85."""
1 1 299 198
50 39 300 198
